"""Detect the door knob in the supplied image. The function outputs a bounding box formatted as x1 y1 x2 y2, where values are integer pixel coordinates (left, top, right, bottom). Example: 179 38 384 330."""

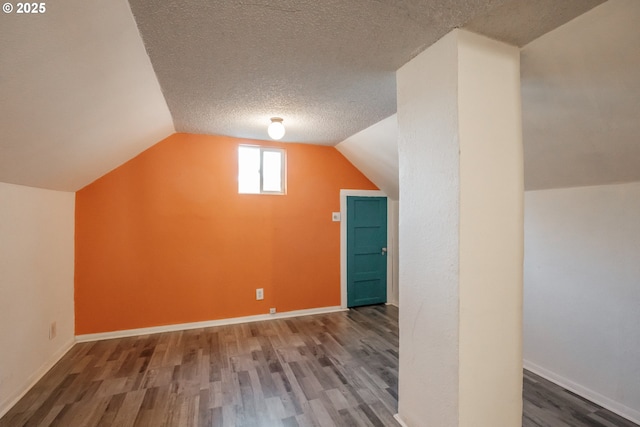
381 247 387 255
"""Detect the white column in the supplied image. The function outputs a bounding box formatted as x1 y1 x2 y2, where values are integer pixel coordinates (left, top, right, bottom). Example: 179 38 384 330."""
396 29 523 427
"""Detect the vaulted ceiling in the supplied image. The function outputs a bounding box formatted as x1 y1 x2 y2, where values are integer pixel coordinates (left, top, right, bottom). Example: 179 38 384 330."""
0 0 174 191
2 0 635 193
522 0 640 190
127 0 601 145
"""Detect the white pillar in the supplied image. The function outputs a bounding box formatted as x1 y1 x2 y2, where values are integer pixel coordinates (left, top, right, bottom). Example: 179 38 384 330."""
396 29 523 427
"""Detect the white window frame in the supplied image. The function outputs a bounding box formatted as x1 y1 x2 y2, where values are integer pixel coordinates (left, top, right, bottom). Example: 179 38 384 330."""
238 145 286 195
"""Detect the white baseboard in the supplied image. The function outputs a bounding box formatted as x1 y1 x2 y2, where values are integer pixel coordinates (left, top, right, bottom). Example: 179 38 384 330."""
76 306 348 343
524 359 640 425
0 338 75 418
386 302 399 308
393 413 409 427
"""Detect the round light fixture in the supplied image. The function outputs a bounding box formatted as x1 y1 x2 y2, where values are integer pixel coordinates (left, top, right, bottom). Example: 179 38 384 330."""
267 117 285 140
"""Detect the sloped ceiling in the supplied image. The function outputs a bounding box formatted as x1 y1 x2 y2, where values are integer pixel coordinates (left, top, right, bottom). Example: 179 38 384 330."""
522 0 640 190
336 115 399 200
0 0 607 191
464 0 604 47
0 0 174 191
338 0 640 193
128 0 600 145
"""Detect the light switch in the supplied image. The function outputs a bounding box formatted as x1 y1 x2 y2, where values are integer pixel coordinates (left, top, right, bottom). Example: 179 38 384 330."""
332 212 341 222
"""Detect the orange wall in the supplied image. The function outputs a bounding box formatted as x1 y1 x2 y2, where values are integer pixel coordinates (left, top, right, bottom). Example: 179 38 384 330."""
75 133 377 334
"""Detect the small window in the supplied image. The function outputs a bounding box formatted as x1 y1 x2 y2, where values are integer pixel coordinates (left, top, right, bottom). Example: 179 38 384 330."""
238 145 286 194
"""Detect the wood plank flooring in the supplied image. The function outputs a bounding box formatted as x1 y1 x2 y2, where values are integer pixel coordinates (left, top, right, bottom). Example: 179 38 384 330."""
523 370 638 427
1 305 637 426
1 306 399 427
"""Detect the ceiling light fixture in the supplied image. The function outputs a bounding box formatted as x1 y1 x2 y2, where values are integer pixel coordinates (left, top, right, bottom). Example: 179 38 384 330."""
267 117 285 140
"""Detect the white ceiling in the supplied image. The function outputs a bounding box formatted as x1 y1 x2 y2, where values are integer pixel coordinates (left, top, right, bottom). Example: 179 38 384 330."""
464 0 604 47
338 0 640 195
0 0 628 192
336 115 399 200
128 0 600 145
521 0 640 190
0 0 174 191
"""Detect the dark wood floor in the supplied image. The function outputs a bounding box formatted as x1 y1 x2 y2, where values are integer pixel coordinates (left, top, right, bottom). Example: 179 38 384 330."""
1 305 637 427
523 370 638 427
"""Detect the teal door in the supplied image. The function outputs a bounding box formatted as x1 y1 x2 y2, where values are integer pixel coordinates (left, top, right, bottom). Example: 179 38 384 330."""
347 196 387 307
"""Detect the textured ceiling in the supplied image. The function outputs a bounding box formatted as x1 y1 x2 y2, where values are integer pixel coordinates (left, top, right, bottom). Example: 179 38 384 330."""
0 0 610 191
0 0 174 191
522 0 640 190
128 0 599 145
465 0 604 47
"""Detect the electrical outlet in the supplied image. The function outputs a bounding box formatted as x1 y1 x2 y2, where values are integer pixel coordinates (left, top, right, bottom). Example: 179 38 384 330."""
256 288 264 300
270 308 276 314
49 321 57 340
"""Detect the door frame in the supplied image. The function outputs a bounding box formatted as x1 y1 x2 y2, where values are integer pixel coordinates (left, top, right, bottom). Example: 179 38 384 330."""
340 189 393 309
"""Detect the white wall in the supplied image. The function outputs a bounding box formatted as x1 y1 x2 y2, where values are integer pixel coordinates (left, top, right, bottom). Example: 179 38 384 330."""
397 30 461 426
0 182 75 417
397 29 523 427
524 182 640 424
388 199 399 306
457 30 523 426
336 114 399 200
